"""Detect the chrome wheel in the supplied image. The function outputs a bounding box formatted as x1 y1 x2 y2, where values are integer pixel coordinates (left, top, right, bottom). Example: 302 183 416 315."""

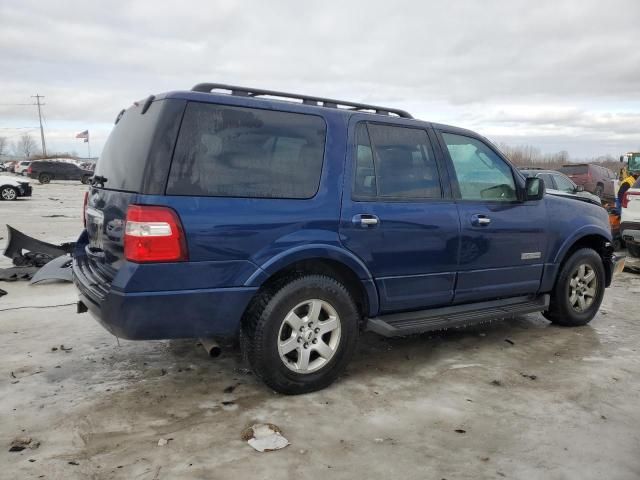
277 299 341 374
1 187 17 200
569 263 597 313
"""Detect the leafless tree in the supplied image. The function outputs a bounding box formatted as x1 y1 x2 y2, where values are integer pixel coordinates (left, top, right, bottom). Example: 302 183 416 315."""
15 134 38 158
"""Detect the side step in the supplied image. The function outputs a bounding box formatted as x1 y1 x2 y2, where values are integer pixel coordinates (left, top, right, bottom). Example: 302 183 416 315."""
367 294 549 337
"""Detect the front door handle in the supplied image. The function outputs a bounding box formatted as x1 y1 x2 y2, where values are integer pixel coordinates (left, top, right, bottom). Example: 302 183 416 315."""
471 214 491 226
352 214 380 228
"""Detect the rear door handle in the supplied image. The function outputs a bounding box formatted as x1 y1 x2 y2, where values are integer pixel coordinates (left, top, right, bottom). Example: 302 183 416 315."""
471 214 491 226
352 214 380 228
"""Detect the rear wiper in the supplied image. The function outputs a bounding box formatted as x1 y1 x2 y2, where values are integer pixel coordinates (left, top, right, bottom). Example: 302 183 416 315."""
91 175 108 187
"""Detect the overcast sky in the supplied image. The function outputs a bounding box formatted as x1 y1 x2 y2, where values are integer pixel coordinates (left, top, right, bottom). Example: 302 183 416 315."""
1 0 640 159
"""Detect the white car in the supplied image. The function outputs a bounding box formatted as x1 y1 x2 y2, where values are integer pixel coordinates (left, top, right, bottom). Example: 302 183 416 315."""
621 177 640 257
15 161 31 175
0 175 33 200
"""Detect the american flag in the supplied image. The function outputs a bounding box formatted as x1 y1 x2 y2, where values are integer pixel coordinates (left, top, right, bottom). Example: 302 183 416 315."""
76 130 89 143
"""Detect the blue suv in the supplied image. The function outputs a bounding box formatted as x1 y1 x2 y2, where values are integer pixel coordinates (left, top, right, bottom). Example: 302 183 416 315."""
73 83 623 394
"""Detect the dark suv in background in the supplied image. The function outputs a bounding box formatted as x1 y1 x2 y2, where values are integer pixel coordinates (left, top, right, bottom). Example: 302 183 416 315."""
559 163 616 199
28 160 93 184
73 83 623 394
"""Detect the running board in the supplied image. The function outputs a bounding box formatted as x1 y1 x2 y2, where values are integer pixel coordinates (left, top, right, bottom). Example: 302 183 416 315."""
367 294 550 337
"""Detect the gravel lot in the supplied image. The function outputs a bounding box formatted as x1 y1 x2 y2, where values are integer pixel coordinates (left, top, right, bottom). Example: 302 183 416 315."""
1 179 639 479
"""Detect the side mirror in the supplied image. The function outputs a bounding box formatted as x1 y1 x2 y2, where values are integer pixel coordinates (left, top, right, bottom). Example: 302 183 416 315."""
620 155 624 163
575 185 584 192
525 177 544 201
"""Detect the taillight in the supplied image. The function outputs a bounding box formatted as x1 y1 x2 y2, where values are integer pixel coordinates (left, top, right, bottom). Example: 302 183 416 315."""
124 205 188 263
27 166 32 174
82 191 88 228
623 191 640 209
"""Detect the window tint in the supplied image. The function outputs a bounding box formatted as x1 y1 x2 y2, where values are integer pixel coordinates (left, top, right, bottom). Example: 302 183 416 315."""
442 133 517 201
353 123 377 197
167 102 326 198
364 124 441 199
96 100 168 192
537 173 555 189
553 174 576 193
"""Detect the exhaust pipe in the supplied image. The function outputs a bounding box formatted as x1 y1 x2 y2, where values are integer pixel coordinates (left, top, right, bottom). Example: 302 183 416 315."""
200 338 222 358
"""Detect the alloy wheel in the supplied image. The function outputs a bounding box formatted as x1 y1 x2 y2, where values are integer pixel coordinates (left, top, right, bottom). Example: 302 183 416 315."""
568 263 597 313
1 187 16 200
277 299 341 374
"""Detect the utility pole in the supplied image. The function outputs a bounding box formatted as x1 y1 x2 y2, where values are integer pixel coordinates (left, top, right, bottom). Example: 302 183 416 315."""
31 94 47 157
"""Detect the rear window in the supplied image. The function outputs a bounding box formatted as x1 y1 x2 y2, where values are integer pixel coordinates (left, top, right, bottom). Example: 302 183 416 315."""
167 102 326 199
94 100 167 192
560 165 588 175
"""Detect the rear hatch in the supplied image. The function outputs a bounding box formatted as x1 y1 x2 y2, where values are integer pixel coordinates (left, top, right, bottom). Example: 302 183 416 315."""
80 98 186 291
560 165 589 185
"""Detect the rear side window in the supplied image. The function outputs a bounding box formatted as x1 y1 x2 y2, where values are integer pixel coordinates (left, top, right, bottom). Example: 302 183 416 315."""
354 123 441 199
167 102 326 199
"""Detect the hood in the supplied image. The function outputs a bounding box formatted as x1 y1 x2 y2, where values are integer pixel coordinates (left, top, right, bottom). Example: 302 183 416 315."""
0 175 27 186
545 188 601 207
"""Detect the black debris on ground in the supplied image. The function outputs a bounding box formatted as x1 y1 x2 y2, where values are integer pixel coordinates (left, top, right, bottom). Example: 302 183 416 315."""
8 436 40 452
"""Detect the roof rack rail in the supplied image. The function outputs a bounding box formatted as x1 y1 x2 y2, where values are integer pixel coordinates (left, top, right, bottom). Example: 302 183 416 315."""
191 83 413 119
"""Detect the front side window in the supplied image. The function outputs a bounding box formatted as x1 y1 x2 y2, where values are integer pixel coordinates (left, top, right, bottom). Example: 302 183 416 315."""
167 102 326 198
355 123 441 199
442 133 517 201
553 174 576 193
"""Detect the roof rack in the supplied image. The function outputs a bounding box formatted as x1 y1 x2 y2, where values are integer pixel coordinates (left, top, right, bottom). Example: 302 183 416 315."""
191 83 413 119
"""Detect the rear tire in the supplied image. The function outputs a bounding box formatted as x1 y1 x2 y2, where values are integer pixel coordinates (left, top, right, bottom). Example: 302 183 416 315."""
627 244 640 258
241 275 360 394
39 173 51 184
594 184 604 198
543 248 605 326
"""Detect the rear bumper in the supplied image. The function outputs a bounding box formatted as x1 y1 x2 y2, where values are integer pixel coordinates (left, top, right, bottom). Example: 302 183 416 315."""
72 234 257 340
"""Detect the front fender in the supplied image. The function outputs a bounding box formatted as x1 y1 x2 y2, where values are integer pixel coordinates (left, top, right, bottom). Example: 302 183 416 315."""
552 224 612 264
244 244 379 316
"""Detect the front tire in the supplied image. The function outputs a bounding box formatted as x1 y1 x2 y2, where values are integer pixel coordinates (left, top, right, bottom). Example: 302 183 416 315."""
241 275 360 394
543 248 605 326
1 186 18 201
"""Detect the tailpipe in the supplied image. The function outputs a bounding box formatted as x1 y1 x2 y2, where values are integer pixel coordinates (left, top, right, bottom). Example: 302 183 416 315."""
199 338 222 358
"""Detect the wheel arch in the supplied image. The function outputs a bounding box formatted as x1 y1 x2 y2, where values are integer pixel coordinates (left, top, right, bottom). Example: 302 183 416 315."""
244 245 379 319
551 228 614 288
